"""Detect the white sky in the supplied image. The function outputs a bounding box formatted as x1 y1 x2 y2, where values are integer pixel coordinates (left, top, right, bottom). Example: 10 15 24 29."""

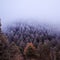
0 0 60 30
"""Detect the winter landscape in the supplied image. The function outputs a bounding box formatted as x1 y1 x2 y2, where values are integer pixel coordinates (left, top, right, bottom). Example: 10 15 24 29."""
0 0 60 60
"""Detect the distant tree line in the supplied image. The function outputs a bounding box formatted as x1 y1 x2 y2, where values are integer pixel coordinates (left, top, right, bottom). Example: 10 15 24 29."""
0 22 60 60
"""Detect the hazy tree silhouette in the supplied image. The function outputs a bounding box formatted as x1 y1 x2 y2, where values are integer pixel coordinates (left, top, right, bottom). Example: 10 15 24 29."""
9 42 22 60
24 43 37 60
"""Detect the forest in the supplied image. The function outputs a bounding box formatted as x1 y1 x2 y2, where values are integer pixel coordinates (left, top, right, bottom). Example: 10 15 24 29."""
0 22 60 60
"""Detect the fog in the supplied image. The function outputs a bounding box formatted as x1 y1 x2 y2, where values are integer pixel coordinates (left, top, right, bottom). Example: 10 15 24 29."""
0 0 60 31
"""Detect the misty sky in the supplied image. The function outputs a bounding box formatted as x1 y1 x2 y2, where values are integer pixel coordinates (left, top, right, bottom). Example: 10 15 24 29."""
0 0 60 29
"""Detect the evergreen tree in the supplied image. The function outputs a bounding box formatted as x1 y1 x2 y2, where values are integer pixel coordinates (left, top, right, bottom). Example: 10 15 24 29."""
9 42 23 60
24 43 37 60
0 20 9 60
38 43 51 60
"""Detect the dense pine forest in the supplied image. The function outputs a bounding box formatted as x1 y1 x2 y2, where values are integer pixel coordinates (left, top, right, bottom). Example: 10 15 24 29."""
0 21 60 60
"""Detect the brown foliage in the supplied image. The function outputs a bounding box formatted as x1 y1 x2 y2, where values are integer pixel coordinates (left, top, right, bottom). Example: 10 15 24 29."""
24 43 37 60
0 39 9 60
9 42 22 60
38 43 51 60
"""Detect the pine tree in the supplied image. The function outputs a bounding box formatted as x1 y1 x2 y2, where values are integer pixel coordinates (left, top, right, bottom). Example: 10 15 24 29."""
9 42 23 60
0 19 9 60
38 43 51 60
24 43 37 60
